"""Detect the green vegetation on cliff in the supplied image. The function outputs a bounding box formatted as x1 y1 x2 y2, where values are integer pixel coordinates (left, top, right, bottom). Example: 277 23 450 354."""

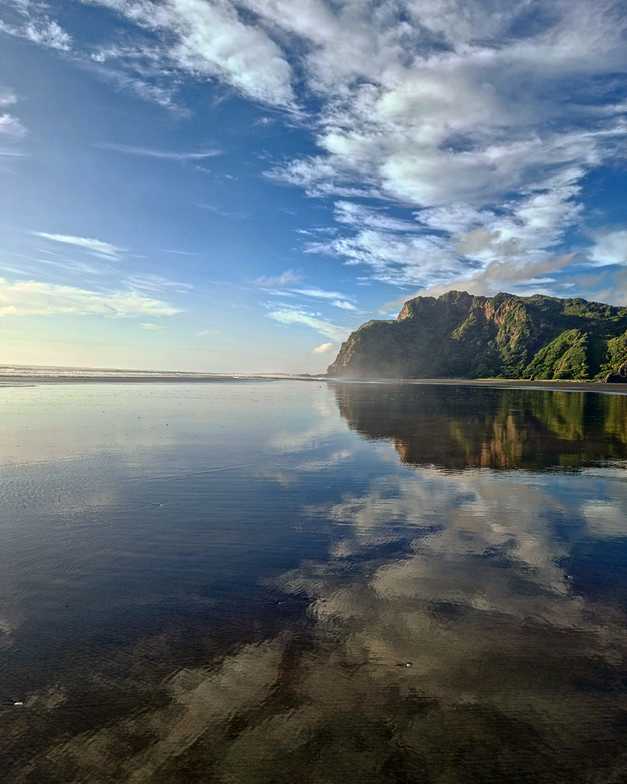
327 291 627 381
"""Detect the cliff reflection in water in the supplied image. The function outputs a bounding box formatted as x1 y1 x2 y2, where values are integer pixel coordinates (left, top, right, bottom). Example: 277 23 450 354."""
334 383 627 469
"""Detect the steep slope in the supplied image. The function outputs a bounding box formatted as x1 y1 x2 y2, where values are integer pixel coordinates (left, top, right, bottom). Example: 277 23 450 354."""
327 291 627 381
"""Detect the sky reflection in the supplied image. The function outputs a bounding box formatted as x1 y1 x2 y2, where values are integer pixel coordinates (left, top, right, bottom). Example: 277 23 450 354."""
2 382 627 783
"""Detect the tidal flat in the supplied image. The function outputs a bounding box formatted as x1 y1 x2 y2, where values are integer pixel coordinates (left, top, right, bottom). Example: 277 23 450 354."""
2 381 627 783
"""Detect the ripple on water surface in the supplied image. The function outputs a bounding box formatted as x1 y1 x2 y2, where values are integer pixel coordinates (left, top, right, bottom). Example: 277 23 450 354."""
1 381 627 783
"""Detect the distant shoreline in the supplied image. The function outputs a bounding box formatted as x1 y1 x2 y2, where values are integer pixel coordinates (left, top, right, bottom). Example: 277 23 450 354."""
0 373 285 384
1 370 627 395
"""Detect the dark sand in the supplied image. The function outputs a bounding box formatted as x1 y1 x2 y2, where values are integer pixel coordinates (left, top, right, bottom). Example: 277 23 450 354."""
326 377 627 395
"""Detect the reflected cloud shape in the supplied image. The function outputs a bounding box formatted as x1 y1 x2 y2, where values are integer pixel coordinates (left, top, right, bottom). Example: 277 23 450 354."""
4 382 627 783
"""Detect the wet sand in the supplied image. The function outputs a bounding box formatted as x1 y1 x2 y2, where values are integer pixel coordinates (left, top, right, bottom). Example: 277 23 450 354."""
1 368 626 394
327 377 627 395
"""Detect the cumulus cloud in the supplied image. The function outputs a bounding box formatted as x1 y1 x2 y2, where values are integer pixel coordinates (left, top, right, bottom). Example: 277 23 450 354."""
419 254 577 298
258 0 626 290
0 277 180 317
84 0 295 108
32 232 125 260
589 229 627 266
13 1 627 295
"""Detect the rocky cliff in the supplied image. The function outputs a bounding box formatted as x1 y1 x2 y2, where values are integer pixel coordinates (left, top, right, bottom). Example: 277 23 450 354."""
327 291 627 381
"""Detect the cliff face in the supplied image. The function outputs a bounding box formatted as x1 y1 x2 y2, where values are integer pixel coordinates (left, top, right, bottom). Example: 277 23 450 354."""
327 291 627 381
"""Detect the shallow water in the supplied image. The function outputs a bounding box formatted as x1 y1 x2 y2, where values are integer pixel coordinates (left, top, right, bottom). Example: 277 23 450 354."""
2 381 627 783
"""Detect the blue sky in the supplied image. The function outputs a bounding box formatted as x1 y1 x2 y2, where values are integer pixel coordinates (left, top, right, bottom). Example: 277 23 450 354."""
1 0 627 372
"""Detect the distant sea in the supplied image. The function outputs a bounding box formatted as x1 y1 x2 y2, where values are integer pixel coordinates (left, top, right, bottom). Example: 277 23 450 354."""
0 364 304 381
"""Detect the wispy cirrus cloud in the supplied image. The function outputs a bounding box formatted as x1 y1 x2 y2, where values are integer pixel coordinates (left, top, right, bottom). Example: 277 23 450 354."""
267 305 350 342
312 342 336 354
96 143 222 160
126 273 193 294
290 287 357 311
32 232 125 260
255 269 303 287
0 277 180 318
261 281 358 311
0 2 71 51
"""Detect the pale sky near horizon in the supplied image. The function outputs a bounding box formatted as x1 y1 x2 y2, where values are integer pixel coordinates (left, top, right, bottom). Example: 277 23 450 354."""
1 0 627 372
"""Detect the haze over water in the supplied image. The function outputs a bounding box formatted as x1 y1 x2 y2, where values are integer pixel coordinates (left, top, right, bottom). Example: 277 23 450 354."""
2 381 627 783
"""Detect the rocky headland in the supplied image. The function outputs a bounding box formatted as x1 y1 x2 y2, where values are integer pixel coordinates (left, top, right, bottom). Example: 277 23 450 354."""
327 291 627 382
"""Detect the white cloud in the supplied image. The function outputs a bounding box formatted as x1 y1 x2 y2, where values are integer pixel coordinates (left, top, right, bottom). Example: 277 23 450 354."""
268 306 350 341
0 4 72 51
33 232 125 260
255 0 627 290
255 269 303 287
333 201 419 233
86 0 295 108
22 17 71 49
312 342 335 354
331 299 357 311
126 273 193 294
589 230 627 266
0 89 25 140
307 229 464 288
140 322 163 331
196 202 248 219
0 89 16 107
262 283 359 311
290 287 357 310
0 277 180 317
419 254 576 298
96 143 222 160
0 113 26 138
11 0 627 297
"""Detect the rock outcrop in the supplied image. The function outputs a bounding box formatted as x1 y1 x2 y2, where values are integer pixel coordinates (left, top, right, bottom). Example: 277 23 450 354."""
327 291 627 381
